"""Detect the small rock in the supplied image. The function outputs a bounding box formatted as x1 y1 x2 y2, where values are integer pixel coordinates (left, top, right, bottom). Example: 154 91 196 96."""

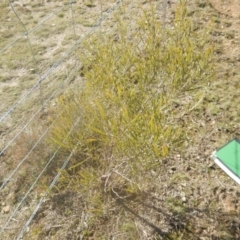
211 120 216 125
2 205 10 214
182 196 187 202
52 24 56 27
1 202 5 206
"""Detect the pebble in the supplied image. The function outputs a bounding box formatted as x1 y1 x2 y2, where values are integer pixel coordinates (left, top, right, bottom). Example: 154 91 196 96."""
2 205 10 214
182 196 187 202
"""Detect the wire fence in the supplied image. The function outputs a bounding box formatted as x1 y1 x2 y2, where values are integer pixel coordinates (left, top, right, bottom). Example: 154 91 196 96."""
0 0 169 239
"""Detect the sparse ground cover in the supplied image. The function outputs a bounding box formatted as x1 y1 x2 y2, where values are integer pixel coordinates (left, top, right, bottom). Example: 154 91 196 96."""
1 0 240 239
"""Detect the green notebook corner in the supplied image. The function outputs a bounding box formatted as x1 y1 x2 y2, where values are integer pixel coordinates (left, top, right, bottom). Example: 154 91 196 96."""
213 138 240 184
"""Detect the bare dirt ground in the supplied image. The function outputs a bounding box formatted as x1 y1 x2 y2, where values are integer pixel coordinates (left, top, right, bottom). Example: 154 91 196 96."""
209 0 240 18
1 0 240 239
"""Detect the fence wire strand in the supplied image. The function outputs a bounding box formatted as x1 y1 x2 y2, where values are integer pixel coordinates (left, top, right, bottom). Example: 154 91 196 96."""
0 1 124 238
0 64 80 190
15 2 124 237
0 0 123 236
16 140 81 240
0 62 80 157
0 0 123 123
1 115 81 234
0 3 70 55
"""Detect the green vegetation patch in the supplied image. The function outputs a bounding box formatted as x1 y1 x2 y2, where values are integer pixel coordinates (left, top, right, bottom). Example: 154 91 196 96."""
49 1 214 236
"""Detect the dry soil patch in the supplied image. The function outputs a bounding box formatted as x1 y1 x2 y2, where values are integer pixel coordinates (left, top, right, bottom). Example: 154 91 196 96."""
209 0 240 18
